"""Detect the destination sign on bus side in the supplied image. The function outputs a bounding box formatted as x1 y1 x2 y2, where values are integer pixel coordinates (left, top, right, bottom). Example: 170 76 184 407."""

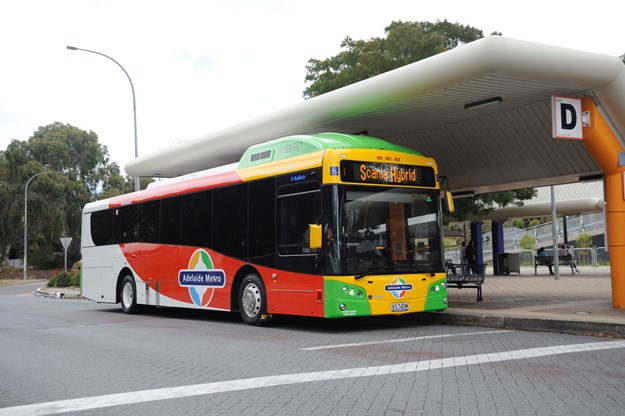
340 161 436 187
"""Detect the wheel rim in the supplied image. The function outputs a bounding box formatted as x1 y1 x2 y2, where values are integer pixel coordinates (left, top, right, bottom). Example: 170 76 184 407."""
122 281 134 308
241 283 261 318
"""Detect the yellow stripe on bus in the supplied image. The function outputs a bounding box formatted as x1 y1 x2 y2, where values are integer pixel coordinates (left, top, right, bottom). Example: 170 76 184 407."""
237 150 326 182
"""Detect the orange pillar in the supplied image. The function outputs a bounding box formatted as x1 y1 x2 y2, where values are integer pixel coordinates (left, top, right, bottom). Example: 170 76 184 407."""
582 97 625 308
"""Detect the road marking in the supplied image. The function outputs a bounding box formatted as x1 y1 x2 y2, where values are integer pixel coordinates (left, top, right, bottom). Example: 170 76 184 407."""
2 340 624 416
301 329 511 350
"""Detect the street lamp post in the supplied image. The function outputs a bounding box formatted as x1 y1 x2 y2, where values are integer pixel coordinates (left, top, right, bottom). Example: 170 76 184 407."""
23 171 52 280
66 46 140 192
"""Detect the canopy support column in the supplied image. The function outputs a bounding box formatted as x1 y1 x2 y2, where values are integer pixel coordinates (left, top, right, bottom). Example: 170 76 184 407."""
492 221 505 275
582 97 625 308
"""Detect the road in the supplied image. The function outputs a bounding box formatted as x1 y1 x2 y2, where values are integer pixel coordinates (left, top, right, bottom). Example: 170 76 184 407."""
1 282 624 416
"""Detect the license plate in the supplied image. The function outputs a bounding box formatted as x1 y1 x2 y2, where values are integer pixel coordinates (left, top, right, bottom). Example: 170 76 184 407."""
391 302 409 312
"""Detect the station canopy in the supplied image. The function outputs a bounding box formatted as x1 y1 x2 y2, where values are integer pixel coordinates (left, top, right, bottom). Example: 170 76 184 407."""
125 36 625 197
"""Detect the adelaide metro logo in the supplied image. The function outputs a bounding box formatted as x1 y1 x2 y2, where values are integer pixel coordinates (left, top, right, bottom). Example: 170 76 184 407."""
384 276 413 299
178 249 226 306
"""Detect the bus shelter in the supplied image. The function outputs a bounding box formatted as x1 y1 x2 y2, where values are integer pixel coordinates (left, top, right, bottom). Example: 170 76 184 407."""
126 36 625 308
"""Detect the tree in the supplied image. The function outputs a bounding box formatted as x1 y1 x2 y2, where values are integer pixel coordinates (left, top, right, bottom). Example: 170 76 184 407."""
519 234 537 251
304 20 483 99
0 122 136 268
575 233 594 248
304 20 535 219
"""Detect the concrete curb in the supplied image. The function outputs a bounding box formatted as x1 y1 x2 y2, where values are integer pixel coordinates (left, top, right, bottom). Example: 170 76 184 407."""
36 287 82 300
421 311 625 338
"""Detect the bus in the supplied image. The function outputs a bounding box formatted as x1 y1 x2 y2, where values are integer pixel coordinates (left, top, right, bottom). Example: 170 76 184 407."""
81 132 452 325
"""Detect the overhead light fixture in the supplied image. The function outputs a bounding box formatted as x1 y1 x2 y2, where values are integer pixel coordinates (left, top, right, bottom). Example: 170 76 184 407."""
579 174 603 182
452 190 475 198
464 96 503 111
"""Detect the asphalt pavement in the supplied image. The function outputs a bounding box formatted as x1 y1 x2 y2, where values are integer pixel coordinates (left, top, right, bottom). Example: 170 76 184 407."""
35 265 625 337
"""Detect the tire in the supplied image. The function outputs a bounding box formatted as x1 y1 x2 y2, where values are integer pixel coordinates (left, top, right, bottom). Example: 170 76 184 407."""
120 275 139 314
238 274 266 325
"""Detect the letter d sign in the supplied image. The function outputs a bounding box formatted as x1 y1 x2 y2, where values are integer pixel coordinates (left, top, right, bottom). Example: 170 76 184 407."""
552 96 583 140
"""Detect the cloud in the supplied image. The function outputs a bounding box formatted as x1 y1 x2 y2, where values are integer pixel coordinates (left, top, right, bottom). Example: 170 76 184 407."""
177 52 218 72
1 0 623 172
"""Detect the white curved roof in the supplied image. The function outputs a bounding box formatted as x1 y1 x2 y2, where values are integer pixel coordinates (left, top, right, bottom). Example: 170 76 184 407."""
474 181 605 221
125 36 625 195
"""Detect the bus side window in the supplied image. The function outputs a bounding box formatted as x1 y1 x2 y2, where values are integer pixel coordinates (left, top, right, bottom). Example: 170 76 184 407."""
113 205 138 244
182 191 212 248
160 196 182 245
138 200 160 243
91 209 115 246
249 179 276 266
213 185 247 259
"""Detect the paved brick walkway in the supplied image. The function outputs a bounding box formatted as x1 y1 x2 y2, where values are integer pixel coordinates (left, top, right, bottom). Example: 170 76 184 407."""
431 266 625 336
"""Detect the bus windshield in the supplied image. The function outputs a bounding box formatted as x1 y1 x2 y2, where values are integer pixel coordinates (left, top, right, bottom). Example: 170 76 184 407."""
338 186 443 276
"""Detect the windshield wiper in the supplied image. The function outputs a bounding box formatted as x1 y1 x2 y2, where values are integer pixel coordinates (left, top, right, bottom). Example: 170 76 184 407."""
395 261 436 277
354 265 390 280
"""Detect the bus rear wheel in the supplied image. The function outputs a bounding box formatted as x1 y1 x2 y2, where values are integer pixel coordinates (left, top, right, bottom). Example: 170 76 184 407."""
239 274 266 325
120 275 139 314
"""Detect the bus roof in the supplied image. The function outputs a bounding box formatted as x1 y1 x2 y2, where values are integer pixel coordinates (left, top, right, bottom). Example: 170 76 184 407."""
238 133 422 169
85 133 424 210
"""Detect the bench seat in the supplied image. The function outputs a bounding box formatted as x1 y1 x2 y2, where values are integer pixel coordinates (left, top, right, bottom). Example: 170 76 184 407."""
445 263 487 302
534 254 574 275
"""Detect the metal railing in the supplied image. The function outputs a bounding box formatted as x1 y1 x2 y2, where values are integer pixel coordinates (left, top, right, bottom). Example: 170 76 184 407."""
480 212 605 253
449 212 609 268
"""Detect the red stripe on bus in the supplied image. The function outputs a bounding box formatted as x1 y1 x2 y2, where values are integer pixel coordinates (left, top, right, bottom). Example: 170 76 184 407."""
108 170 243 208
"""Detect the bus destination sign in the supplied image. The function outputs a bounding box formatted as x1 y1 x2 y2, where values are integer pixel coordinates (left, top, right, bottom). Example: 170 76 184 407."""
340 160 435 187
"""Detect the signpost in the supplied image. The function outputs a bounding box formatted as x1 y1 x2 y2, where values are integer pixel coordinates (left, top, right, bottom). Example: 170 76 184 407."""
60 237 72 273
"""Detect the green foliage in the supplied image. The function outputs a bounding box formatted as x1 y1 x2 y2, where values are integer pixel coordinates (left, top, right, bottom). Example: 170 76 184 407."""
451 188 537 222
519 234 537 250
575 233 594 248
0 122 140 268
304 20 484 98
48 271 80 287
514 219 527 229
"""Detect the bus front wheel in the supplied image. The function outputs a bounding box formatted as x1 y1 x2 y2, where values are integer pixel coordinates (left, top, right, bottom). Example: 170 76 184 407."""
239 274 266 325
120 275 138 314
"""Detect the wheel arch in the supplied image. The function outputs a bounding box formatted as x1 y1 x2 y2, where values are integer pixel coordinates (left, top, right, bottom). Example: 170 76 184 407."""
230 264 263 312
115 267 134 304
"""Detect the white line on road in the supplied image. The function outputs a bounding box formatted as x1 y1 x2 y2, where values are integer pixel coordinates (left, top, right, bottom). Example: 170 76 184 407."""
2 340 624 416
300 329 512 350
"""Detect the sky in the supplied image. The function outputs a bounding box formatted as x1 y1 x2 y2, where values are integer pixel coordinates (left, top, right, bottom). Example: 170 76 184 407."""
1 0 623 175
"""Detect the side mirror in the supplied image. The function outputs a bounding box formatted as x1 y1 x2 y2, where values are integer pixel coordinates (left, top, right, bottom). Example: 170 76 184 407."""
442 191 454 213
309 224 322 249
